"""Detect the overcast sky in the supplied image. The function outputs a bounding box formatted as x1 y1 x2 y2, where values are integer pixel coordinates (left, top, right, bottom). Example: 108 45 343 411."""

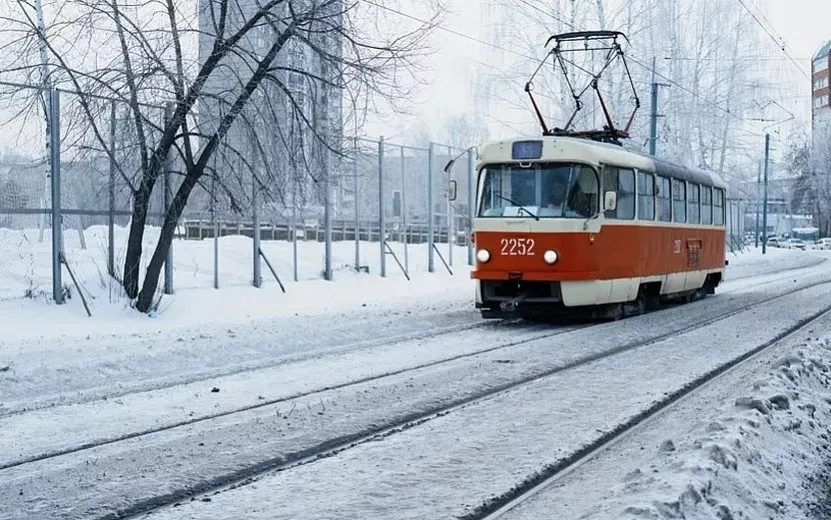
363 0 831 147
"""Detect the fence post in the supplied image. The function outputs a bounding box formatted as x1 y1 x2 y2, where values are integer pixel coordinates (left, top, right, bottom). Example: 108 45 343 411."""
292 177 299 282
108 100 116 277
324 139 333 281
211 165 219 289
467 147 474 266
379 136 386 277
163 103 174 295
252 170 262 288
427 142 435 273
401 145 409 273
353 137 360 270
447 145 453 266
49 88 63 304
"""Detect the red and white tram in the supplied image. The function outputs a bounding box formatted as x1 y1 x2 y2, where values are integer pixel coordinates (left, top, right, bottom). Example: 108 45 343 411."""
469 136 728 320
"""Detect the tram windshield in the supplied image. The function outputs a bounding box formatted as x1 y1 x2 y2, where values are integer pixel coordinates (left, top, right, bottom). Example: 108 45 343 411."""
478 163 598 218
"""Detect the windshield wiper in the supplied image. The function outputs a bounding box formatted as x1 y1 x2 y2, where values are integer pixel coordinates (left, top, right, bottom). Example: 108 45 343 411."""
494 194 540 221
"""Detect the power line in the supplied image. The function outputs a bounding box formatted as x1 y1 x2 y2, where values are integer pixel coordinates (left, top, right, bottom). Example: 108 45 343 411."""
734 0 810 81
360 0 798 132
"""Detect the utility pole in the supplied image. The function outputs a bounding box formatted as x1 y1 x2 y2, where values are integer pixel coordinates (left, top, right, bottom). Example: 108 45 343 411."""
762 133 770 254
755 161 761 248
648 57 668 157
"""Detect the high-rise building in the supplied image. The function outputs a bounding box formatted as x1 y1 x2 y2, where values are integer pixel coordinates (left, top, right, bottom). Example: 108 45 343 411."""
812 40 831 128
196 1 343 218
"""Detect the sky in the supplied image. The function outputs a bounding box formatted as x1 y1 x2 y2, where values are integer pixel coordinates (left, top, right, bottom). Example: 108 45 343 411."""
361 0 831 150
2 0 830 162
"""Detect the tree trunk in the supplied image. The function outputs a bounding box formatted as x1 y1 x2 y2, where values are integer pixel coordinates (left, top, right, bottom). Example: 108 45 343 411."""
135 172 200 312
122 179 155 298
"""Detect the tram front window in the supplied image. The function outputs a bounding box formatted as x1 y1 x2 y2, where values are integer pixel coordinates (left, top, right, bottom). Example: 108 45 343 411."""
478 163 598 218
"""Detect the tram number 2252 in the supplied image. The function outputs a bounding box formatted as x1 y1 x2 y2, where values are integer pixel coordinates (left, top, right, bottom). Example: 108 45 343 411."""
500 238 536 256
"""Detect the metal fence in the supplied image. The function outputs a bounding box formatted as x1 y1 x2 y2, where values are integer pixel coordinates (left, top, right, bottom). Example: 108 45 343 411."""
0 84 475 304
726 197 749 253
0 83 756 306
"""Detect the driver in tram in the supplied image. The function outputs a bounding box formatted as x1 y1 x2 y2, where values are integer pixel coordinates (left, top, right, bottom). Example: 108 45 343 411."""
546 179 568 212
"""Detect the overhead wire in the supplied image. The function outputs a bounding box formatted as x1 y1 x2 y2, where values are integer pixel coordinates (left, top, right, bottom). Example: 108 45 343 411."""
360 0 802 137
734 0 811 81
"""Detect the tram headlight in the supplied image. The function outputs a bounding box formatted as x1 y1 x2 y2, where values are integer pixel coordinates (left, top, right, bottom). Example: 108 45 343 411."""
476 249 491 263
543 249 559 265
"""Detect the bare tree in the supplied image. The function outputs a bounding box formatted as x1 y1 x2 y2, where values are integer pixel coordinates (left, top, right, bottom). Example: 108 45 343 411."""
479 0 775 182
5 0 443 312
789 119 831 235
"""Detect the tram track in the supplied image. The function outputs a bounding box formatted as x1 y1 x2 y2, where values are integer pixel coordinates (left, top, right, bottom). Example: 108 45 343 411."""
110 278 831 520
3 254 824 421
34 277 829 520
5 266 829 478
0 310 520 417
471 305 831 519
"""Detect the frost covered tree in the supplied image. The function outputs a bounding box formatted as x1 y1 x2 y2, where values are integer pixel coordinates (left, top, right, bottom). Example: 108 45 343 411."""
4 0 443 312
479 0 774 182
789 120 831 235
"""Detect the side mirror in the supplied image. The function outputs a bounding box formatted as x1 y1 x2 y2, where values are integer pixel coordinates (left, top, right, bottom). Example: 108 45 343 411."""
447 180 458 201
604 191 617 212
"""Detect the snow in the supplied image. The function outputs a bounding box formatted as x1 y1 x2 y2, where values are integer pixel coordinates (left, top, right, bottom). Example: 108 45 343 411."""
3 228 831 520
0 224 474 342
495 316 831 520
111 274 831 520
0 224 821 345
3 260 831 520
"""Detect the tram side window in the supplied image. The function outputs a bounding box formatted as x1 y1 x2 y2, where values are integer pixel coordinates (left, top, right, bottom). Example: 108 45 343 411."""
602 167 635 219
637 172 655 220
672 178 686 223
687 183 700 224
714 188 725 226
701 186 713 224
656 176 671 222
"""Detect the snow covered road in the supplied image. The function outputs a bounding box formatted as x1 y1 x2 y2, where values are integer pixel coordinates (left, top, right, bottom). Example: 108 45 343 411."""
1 252 831 520
124 280 831 520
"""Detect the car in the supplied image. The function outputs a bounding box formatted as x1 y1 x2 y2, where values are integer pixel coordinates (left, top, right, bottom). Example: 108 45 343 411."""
813 238 831 250
786 238 806 250
767 237 781 248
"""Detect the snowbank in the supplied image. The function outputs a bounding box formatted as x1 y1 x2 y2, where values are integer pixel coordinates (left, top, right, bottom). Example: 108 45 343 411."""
0 225 474 339
607 336 831 520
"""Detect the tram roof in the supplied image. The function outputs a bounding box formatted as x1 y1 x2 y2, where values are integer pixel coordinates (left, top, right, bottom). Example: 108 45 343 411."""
479 135 728 190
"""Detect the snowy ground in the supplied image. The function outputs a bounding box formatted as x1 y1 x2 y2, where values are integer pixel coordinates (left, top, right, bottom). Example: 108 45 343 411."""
103 282 831 520
0 224 820 344
493 316 831 520
1 238 831 520
0 225 474 343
